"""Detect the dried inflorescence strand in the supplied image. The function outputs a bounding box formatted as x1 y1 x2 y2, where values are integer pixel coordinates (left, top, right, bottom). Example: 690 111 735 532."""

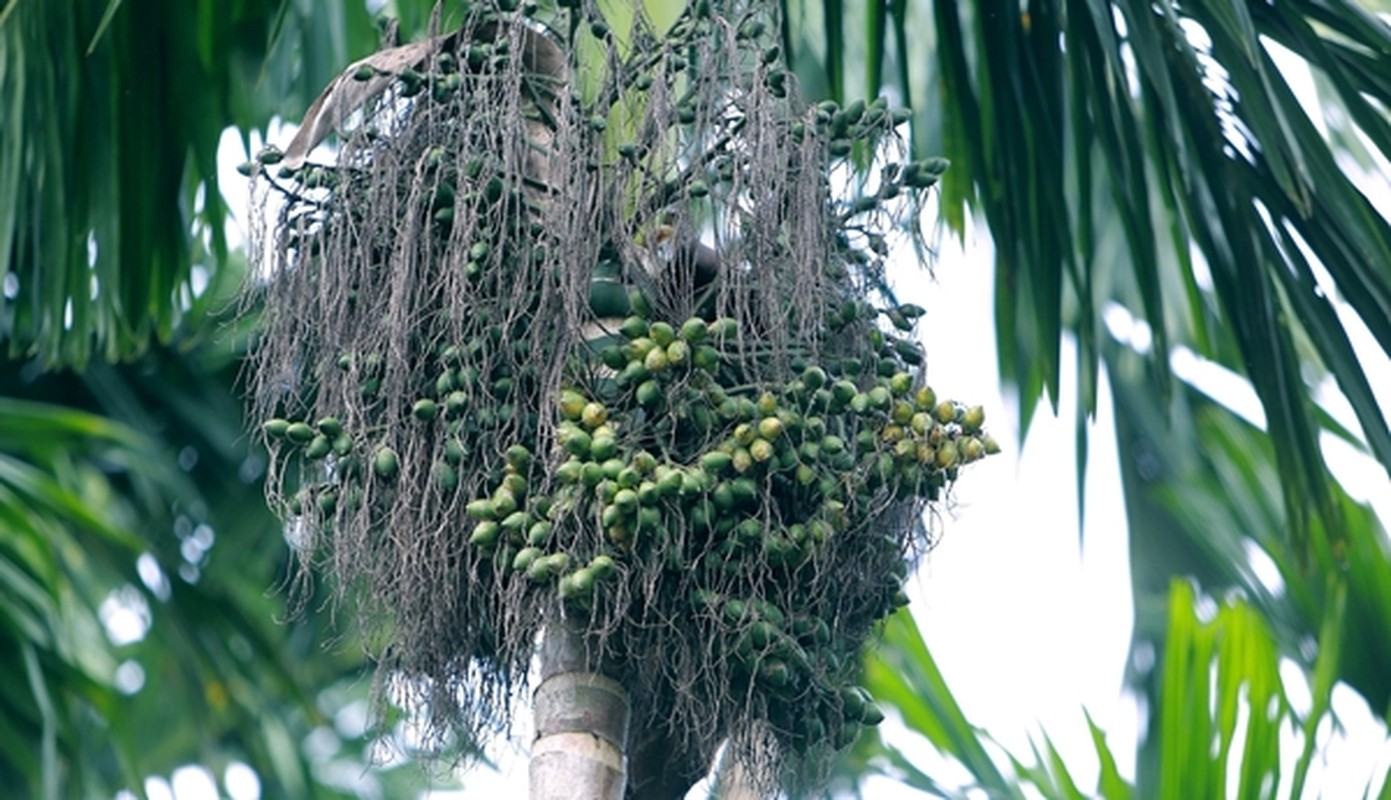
243 0 981 789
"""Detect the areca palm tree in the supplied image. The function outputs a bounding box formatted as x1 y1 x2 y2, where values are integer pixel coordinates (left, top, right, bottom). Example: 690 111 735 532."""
3 0 1388 797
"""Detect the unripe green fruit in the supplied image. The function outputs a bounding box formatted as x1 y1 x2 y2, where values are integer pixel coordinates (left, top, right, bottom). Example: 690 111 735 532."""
891 401 914 425
501 472 527 497
616 466 641 489
470 521 500 548
961 405 986 432
916 442 936 465
590 435 619 462
688 404 712 432
263 418 291 439
332 433 353 457
840 686 867 721
861 702 885 726
657 468 684 496
543 552 570 575
589 554 616 580
435 370 457 396
736 397 759 421
446 391 469 417
644 346 669 372
723 599 748 624
467 499 496 520
830 381 858 410
709 317 738 340
500 511 530 536
626 337 656 361
681 469 709 496
492 491 519 518
600 503 623 534
567 567 596 595
619 316 649 340
665 340 690 366
731 448 754 473
935 441 959 469
701 450 734 475
749 620 777 650
561 426 592 457
910 412 931 435
692 345 720 371
285 422 316 444
629 289 654 318
581 462 605 487
729 478 758 507
688 502 712 534
513 547 543 572
889 436 913 459
555 459 583 484
558 389 587 420
413 398 439 421
506 444 532 471
581 402 608 429
614 488 639 513
373 447 400 479
736 518 764 547
756 392 779 416
733 423 756 447
526 556 554 582
934 400 956 425
758 416 784 441
631 451 657 473
758 659 791 689
527 521 553 546
638 505 661 531
711 482 736 513
649 321 676 347
679 318 708 342
305 435 332 460
600 344 627 370
636 379 663 408
637 479 660 506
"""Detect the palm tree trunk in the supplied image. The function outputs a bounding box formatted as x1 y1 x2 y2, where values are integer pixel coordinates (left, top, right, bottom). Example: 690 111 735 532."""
530 617 630 800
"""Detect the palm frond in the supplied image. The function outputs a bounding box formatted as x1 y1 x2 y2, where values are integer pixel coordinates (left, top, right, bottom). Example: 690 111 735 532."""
0 345 393 797
785 0 1391 561
0 0 386 368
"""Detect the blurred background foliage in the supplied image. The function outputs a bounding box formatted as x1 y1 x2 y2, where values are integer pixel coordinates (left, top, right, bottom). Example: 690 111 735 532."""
2 0 1388 797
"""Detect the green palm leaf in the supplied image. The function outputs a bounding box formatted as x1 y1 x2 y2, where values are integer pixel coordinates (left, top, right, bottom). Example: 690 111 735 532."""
784 0 1391 559
0 0 387 367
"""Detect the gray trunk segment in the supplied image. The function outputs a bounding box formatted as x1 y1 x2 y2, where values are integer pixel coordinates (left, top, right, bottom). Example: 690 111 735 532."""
531 619 630 800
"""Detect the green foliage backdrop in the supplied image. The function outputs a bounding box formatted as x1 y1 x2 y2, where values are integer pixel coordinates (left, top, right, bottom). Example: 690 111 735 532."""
2 0 1388 796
